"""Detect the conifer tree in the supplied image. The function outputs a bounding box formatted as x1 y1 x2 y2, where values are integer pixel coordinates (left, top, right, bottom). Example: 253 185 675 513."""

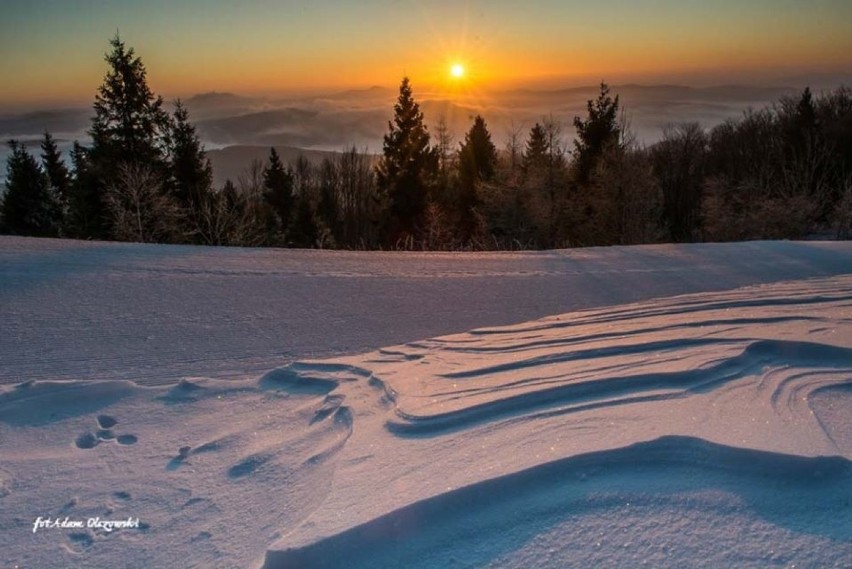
66 142 106 238
289 194 319 248
794 87 817 134
376 77 437 243
522 123 550 174
262 148 295 239
457 115 498 238
86 34 171 238
1 141 60 236
573 82 620 183
168 100 213 210
90 34 171 168
459 115 498 183
40 132 70 220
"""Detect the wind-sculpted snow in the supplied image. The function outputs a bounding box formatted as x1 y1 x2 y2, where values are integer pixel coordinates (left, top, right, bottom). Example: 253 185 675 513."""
1 242 852 568
256 275 852 568
263 437 852 569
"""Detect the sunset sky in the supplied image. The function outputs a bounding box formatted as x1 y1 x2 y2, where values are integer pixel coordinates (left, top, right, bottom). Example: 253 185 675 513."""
2 0 851 109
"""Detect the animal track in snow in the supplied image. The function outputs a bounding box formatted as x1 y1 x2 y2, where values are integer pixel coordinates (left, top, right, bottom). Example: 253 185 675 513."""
74 415 137 449
97 415 117 429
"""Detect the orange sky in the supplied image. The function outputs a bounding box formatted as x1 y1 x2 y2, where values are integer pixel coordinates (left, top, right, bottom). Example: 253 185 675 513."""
1 1 851 109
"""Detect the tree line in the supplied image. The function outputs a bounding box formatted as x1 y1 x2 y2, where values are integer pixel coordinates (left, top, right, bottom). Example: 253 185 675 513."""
3 36 852 249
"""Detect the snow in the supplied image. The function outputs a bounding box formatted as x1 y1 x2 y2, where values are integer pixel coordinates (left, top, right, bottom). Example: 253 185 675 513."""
1 236 851 568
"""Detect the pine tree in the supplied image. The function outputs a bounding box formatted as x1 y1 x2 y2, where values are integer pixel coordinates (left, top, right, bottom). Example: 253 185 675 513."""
573 82 620 184
40 132 70 222
376 77 437 243
1 141 60 236
262 147 295 240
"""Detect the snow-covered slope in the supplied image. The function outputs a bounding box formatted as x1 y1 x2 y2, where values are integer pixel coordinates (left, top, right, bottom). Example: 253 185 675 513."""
2 236 851 386
1 237 851 568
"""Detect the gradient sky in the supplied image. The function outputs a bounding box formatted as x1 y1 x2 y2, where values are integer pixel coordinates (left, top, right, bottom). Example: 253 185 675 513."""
1 0 851 109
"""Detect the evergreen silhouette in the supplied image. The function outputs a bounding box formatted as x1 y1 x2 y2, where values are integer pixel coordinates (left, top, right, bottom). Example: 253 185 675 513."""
289 194 319 248
573 82 621 183
459 115 498 183
168 100 213 212
90 34 171 167
2 141 60 236
40 132 71 222
457 115 498 238
262 148 295 240
794 87 817 134
376 77 436 243
522 123 550 174
87 34 171 238
66 142 105 238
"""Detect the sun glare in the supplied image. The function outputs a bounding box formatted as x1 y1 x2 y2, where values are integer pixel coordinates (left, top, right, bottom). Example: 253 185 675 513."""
450 63 465 78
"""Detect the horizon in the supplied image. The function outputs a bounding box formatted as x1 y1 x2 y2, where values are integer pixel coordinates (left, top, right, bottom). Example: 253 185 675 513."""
2 1 851 111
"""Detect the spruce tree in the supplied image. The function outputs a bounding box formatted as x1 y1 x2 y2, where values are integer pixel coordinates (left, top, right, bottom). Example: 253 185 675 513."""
573 82 620 183
522 123 550 174
2 141 60 236
457 115 498 238
794 87 817 134
168 100 213 210
87 34 171 238
262 147 295 239
289 194 319 248
66 142 106 238
459 115 498 183
40 132 71 221
376 77 437 243
90 34 170 168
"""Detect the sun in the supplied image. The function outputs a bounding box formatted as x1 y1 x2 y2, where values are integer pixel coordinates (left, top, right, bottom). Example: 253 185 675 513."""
450 63 465 78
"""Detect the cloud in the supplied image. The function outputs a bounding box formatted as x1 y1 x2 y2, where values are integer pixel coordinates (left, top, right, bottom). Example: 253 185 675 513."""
0 83 811 185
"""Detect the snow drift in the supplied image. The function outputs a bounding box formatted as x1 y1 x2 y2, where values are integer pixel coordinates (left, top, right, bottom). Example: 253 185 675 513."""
1 237 851 568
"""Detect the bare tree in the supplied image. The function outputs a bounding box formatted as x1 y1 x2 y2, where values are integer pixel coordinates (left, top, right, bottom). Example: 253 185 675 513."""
194 184 266 247
582 146 662 245
652 122 708 241
434 116 455 175
238 158 265 202
504 121 525 181
338 146 379 247
106 162 182 243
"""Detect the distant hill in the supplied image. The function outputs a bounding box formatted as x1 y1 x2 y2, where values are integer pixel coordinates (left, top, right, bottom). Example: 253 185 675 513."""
0 108 89 137
1 82 836 174
183 92 264 121
205 145 377 189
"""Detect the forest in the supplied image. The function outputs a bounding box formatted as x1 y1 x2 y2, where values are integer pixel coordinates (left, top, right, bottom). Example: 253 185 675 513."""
3 36 852 250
